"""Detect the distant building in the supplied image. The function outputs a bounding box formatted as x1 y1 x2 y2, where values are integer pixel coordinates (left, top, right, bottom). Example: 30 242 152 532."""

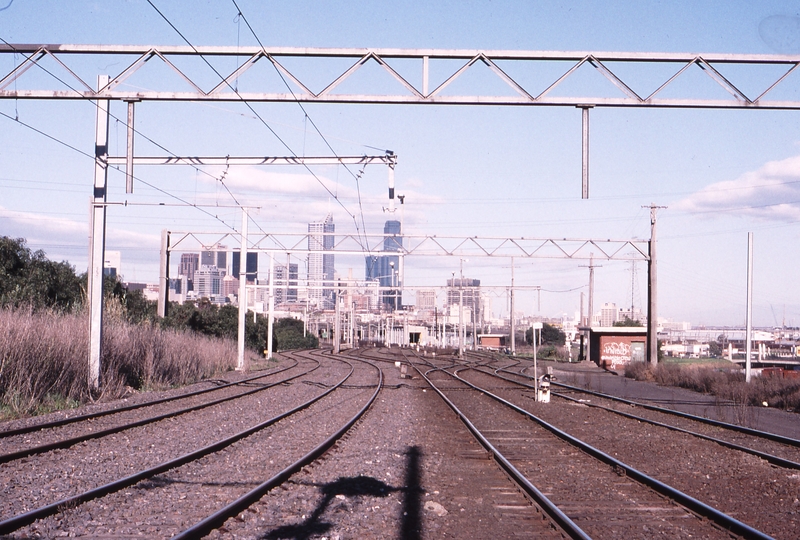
308 213 335 308
416 289 436 311
231 252 258 283
365 220 403 309
178 253 199 291
446 278 482 325
194 265 222 299
274 263 299 305
201 244 227 273
600 302 618 327
104 250 121 278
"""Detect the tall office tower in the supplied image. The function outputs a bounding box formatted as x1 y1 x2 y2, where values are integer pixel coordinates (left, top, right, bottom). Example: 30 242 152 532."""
201 244 227 274
193 265 222 299
446 277 483 324
383 219 402 251
365 219 403 309
178 253 199 291
231 252 258 283
274 263 299 305
308 213 335 308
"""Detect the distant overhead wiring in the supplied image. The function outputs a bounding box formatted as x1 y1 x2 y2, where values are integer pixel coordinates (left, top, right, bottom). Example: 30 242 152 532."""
145 0 372 253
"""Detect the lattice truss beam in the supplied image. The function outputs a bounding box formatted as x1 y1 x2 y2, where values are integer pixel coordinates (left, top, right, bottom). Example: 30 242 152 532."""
1 44 800 108
168 232 650 261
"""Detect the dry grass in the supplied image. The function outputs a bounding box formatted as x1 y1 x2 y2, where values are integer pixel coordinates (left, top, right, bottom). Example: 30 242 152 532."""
624 361 800 413
0 307 237 419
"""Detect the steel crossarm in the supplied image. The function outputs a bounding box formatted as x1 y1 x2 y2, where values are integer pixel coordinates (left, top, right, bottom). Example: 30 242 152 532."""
2 44 800 109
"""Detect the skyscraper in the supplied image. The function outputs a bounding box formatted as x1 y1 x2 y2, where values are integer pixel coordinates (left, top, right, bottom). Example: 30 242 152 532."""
178 253 199 291
274 263 299 305
231 252 258 283
365 220 402 309
308 213 334 308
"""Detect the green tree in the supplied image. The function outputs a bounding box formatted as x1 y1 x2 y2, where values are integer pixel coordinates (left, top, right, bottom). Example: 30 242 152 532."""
274 317 319 351
613 316 643 327
0 236 83 311
526 323 566 346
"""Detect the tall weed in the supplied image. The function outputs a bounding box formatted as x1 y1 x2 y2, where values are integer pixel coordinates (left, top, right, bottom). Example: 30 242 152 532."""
0 307 237 418
623 361 800 413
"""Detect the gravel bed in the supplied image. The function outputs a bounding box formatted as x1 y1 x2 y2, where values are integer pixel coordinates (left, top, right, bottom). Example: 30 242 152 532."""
1 355 352 525
460 366 800 540
8 356 374 538
433 367 733 539
210 355 563 540
0 357 307 456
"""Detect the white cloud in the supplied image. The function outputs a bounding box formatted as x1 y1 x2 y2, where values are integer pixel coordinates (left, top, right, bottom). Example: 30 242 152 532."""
675 154 800 221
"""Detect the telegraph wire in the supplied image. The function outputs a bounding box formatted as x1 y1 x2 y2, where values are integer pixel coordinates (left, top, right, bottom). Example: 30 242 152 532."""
144 0 368 252
0 109 239 233
0 36 243 226
229 0 375 254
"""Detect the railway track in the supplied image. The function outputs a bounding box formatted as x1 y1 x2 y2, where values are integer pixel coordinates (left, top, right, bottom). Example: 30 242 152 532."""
0 350 382 538
486 357 800 470
409 352 769 539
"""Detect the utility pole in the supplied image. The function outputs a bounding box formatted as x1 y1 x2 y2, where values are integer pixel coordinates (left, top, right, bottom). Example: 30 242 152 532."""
745 232 754 382
510 257 515 356
88 75 110 393
459 259 465 357
644 203 667 366
237 208 248 371
579 254 601 363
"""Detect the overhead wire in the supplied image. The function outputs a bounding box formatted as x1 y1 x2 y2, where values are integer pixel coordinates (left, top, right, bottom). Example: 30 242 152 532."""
228 0 375 254
144 0 369 253
0 36 242 231
0 109 239 233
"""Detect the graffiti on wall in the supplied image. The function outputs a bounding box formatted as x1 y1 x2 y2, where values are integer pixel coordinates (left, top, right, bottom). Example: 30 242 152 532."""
601 341 631 370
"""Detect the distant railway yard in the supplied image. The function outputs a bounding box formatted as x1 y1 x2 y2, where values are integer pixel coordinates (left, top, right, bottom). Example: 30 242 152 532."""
1 347 799 539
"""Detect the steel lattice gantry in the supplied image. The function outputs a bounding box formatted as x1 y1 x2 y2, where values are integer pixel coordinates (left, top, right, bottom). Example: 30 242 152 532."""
2 44 800 108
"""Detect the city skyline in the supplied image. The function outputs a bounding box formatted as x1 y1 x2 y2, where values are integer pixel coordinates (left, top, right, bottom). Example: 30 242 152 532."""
1 1 799 327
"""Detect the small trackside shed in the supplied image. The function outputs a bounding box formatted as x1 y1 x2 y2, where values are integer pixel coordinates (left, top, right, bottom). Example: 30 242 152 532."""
589 327 648 371
478 334 507 349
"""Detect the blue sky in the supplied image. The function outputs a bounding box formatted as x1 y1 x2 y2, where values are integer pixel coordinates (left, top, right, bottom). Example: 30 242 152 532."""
1 1 799 327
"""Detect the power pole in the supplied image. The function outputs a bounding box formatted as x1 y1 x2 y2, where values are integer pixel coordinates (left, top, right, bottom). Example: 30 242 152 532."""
579 253 601 363
644 203 667 366
510 257 515 356
579 253 601 328
88 75 110 394
745 232 754 382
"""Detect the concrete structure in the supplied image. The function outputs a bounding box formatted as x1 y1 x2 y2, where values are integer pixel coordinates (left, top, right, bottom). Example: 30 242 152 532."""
308 213 335 308
599 302 618 327
416 289 436 311
274 263 299 305
194 265 223 300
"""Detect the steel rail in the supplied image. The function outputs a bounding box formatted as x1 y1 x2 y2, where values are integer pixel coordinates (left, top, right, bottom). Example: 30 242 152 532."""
0 353 356 535
448 366 773 540
472 364 800 471
0 356 322 464
483 355 800 448
0 358 299 438
548 379 800 448
415 363 590 540
173 357 383 539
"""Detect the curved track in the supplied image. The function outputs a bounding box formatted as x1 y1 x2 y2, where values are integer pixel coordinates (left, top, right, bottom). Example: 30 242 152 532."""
1 350 382 538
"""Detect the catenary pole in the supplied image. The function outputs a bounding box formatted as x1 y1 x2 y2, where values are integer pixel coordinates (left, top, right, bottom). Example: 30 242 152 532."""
88 75 109 393
237 208 248 371
645 203 667 366
745 232 754 382
510 257 515 356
